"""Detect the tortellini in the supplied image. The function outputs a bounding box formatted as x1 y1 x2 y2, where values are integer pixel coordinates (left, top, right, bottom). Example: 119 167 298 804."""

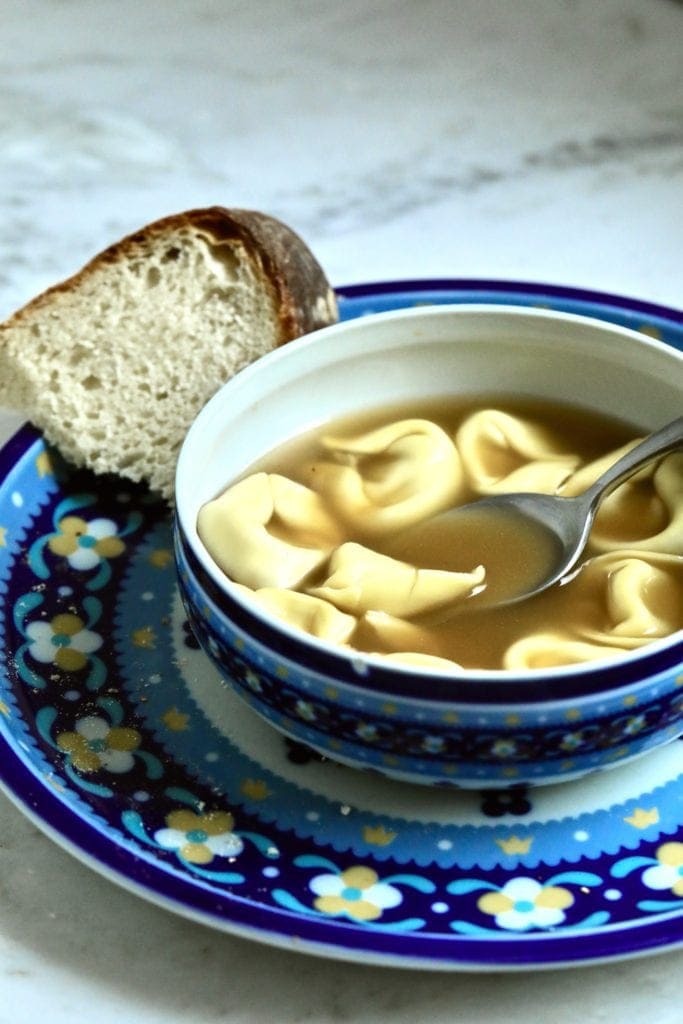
503 634 624 670
197 472 341 590
359 609 438 654
561 450 683 554
242 588 357 644
456 410 580 495
504 551 683 669
573 551 683 647
309 418 464 533
309 542 485 617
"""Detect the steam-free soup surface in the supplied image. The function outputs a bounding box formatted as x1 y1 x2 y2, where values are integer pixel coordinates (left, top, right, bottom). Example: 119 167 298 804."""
198 395 683 671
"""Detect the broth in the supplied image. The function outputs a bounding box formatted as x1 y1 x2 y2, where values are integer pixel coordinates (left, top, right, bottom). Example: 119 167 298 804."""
198 395 683 671
381 503 563 607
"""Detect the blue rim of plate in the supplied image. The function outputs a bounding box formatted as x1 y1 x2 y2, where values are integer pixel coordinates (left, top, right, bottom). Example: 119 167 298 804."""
0 278 681 972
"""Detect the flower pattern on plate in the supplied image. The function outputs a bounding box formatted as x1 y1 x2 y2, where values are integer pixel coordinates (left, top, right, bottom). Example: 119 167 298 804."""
310 864 403 921
154 809 244 865
27 612 102 671
57 714 142 773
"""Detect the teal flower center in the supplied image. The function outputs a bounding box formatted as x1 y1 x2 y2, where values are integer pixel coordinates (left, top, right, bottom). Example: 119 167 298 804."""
513 900 535 913
341 886 364 902
186 829 209 844
51 634 72 647
88 738 107 753
78 535 98 549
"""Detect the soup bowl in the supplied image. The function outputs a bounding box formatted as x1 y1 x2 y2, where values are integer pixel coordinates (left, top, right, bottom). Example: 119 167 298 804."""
174 304 683 787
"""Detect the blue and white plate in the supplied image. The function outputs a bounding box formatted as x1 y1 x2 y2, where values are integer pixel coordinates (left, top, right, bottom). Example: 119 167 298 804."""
1 280 682 971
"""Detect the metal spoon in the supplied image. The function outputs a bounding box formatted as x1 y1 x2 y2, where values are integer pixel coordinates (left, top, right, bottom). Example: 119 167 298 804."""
454 415 683 606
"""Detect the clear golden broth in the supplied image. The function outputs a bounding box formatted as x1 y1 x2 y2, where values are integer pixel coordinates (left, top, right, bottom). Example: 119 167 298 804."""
238 394 655 670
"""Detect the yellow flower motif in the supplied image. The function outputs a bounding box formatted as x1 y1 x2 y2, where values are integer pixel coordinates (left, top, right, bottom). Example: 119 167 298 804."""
310 865 402 921
132 626 157 649
0 526 6 547
148 548 173 569
26 613 102 671
642 841 683 896
155 809 243 865
161 707 189 731
478 877 574 931
241 778 270 801
57 716 141 773
49 516 125 569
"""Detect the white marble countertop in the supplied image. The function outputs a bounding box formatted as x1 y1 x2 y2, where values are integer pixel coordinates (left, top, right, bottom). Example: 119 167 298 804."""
1 1 682 1020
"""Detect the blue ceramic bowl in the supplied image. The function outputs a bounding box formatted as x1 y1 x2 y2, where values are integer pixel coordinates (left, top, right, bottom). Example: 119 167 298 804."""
174 305 683 787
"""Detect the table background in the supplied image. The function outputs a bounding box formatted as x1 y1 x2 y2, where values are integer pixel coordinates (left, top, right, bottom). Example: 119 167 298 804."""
1 1 682 1021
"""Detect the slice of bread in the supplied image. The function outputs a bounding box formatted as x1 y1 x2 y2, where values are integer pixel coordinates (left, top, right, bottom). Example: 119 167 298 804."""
0 206 338 500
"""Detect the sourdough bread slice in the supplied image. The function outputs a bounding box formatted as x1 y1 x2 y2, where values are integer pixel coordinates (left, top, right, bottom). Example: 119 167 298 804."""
0 207 338 500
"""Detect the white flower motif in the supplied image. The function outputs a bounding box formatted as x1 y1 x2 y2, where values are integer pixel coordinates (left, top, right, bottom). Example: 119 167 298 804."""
49 516 125 570
295 700 317 722
421 734 445 754
56 715 141 773
154 809 244 865
491 738 518 760
245 669 263 692
355 722 379 741
310 865 403 921
641 843 683 895
73 716 137 772
26 613 102 670
478 877 574 931
622 715 646 736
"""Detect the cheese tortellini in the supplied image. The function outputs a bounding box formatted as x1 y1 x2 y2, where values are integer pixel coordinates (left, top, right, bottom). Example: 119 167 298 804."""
242 588 357 644
571 551 683 647
309 418 465 533
561 450 683 554
309 542 485 617
503 634 626 670
197 472 342 590
456 409 580 495
199 401 682 673
504 551 683 669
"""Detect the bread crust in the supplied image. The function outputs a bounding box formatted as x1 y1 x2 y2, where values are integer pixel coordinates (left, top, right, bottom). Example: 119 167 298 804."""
0 207 338 499
2 206 338 341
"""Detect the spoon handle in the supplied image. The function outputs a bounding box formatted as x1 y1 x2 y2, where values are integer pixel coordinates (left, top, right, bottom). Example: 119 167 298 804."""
581 415 683 510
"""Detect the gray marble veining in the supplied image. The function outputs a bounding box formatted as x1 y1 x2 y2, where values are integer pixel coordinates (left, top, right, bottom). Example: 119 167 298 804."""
1 0 682 315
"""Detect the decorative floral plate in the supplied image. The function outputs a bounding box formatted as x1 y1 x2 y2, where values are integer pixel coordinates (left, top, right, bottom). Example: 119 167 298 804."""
1 280 682 971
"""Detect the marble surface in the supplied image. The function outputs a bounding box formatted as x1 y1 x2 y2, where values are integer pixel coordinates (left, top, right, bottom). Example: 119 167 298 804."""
0 0 682 1021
